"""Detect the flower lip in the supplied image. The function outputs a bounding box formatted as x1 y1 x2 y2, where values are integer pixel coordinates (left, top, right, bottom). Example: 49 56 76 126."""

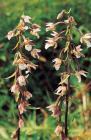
7 30 14 40
17 75 26 86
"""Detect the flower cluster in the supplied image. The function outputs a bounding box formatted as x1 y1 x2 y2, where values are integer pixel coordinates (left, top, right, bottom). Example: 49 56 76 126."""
7 15 41 139
45 9 89 137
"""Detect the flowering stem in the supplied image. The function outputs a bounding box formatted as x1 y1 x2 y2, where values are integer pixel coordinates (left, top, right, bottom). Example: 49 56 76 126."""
65 86 69 137
64 25 71 137
18 128 20 140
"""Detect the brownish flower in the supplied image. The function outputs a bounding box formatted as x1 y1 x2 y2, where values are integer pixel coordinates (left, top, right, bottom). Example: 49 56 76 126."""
18 101 28 114
17 21 25 31
18 118 24 128
47 103 60 118
7 30 14 40
55 85 67 96
64 16 76 25
55 125 63 136
27 62 38 71
72 45 84 58
21 15 31 23
59 73 70 85
23 91 32 100
46 22 56 32
17 75 26 86
11 128 19 139
75 70 88 83
11 84 20 93
30 24 41 38
45 37 57 49
24 38 34 51
31 48 41 59
52 58 62 70
80 33 91 48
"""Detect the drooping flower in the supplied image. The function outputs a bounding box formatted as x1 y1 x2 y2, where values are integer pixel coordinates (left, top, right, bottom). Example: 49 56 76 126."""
31 48 41 59
45 37 57 49
17 21 25 31
45 31 61 50
72 45 84 58
18 103 26 114
21 15 31 23
11 128 19 139
24 38 34 51
14 57 27 70
55 85 67 96
17 75 26 86
23 91 32 100
75 70 88 83
59 73 70 85
55 125 63 136
18 118 24 128
27 62 38 71
57 10 65 19
47 103 60 118
11 84 20 93
51 31 59 38
64 16 76 25
18 100 28 114
52 58 62 70
80 33 91 47
7 30 14 40
46 22 56 32
30 24 41 38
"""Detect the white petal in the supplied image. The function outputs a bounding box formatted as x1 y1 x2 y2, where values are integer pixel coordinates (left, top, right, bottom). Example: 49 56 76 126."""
19 64 27 70
25 45 32 51
87 42 91 48
45 43 50 49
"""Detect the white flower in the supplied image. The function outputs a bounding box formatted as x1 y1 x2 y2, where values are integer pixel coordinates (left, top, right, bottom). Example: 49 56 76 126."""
17 75 26 86
21 15 31 23
80 33 91 47
46 22 55 32
25 45 32 51
24 26 29 30
45 38 57 49
25 70 30 74
7 31 14 40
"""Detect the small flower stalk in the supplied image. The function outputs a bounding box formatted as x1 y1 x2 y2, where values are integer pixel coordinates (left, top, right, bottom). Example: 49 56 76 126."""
7 15 41 139
45 9 89 138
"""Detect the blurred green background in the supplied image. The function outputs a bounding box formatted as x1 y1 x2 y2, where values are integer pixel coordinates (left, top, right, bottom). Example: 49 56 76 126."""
0 0 91 139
